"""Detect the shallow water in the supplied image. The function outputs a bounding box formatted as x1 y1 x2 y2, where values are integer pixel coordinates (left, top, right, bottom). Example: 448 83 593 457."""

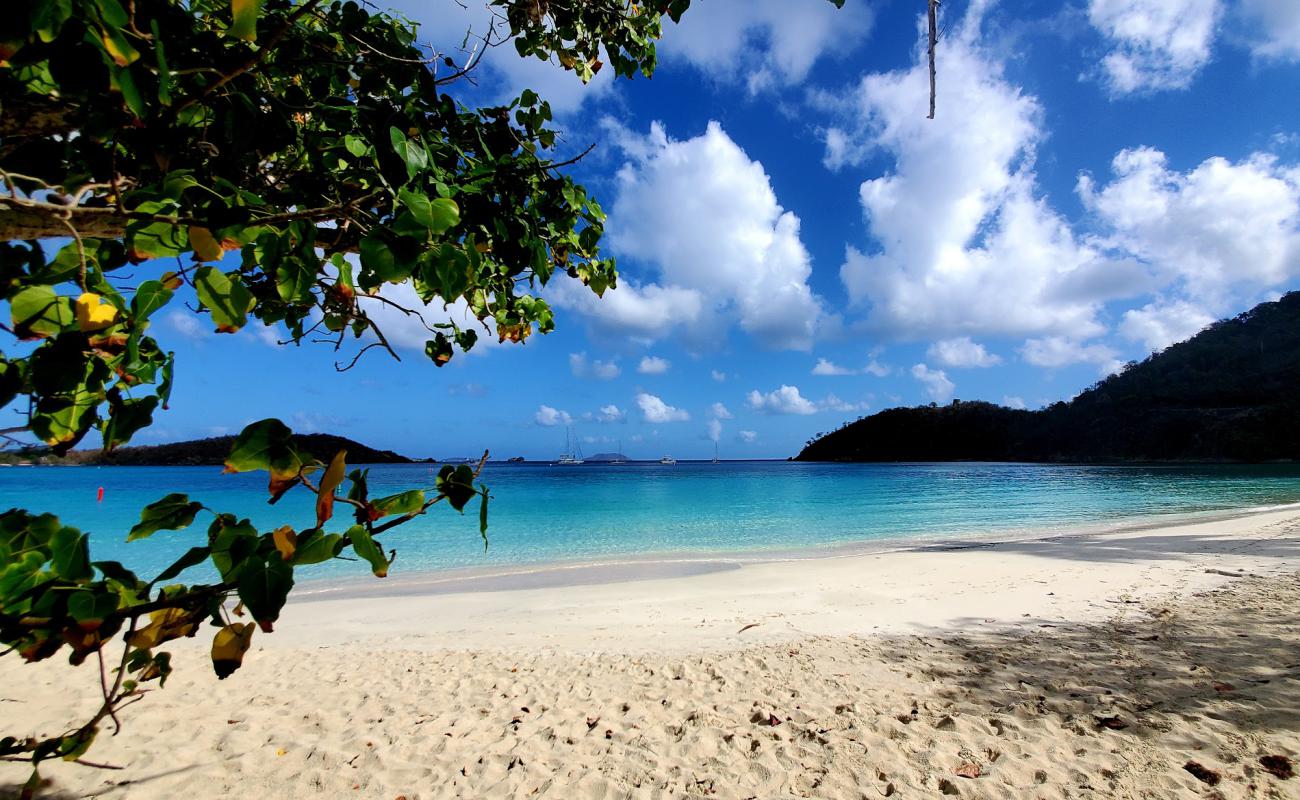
4 460 1300 584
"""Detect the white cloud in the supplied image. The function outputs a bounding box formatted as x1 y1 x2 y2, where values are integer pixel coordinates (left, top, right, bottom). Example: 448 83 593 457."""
167 311 205 341
636 392 691 423
711 370 728 382
1087 0 1222 93
356 281 506 356
597 404 626 424
812 358 856 376
1119 301 1216 351
738 430 758 443
637 355 671 375
557 120 823 350
926 337 1002 368
911 364 956 403
1021 337 1123 374
660 0 873 93
706 418 723 442
535 405 573 427
747 385 818 416
832 7 1129 343
1078 147 1300 315
710 402 733 420
1003 395 1028 410
864 358 891 377
570 352 620 380
1240 0 1300 61
821 394 870 414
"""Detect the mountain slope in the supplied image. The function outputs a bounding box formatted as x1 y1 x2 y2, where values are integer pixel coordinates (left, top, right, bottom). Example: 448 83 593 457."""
797 292 1300 463
81 433 415 466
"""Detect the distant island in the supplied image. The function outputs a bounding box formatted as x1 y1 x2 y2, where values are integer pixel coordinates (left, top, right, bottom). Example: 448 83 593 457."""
2 433 417 466
585 452 630 462
798 291 1300 463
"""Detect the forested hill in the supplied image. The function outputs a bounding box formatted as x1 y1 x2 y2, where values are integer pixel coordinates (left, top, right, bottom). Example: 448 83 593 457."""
81 433 415 466
797 292 1300 463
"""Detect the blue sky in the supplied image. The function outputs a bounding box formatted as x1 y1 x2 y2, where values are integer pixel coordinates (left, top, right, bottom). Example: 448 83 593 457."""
48 0 1300 460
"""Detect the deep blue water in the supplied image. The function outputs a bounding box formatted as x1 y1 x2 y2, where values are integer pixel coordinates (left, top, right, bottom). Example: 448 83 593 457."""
4 461 1300 585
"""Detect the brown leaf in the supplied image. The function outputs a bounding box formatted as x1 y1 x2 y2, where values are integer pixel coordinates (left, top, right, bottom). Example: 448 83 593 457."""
211 623 256 679
1183 761 1221 786
955 762 981 779
189 226 224 262
1260 755 1294 780
316 449 348 527
129 608 202 649
272 525 297 561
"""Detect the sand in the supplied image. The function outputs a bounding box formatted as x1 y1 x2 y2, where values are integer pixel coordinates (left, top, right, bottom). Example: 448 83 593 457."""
3 506 1300 798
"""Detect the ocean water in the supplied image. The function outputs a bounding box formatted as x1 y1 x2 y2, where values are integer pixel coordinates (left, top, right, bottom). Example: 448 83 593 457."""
4 461 1300 586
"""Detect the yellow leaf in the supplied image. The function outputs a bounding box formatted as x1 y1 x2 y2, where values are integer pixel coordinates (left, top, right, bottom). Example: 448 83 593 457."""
75 293 119 332
211 622 256 679
189 226 224 262
315 449 347 527
230 0 262 41
276 747 287 757
272 525 297 561
129 608 200 649
160 271 184 290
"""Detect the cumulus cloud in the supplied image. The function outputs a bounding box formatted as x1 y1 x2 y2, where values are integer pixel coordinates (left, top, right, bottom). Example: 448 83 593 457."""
569 352 620 380
911 364 956 403
1003 395 1028 410
1119 301 1216 351
864 358 892 377
822 394 870 414
636 393 691 423
597 404 626 424
830 7 1131 344
812 358 856 376
1240 0 1300 61
706 418 723 442
1078 147 1300 320
554 121 823 351
711 370 728 382
660 0 874 94
738 430 759 443
1021 337 1123 374
747 385 818 416
637 355 671 375
926 337 1003 368
535 405 573 427
167 311 206 341
1087 0 1222 94
710 402 734 420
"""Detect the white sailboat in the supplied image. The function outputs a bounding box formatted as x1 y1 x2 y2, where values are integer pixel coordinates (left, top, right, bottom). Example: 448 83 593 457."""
611 440 628 465
711 442 720 464
556 427 584 465
659 454 677 465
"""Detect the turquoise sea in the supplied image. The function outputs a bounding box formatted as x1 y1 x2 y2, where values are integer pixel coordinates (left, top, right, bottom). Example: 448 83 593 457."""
4 461 1300 586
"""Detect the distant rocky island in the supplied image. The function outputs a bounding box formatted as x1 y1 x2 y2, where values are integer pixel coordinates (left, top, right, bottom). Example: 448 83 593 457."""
798 291 1300 463
3 433 417 466
585 452 630 462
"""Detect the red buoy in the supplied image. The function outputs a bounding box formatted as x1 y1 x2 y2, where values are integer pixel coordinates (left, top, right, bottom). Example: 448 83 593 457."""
97 486 104 503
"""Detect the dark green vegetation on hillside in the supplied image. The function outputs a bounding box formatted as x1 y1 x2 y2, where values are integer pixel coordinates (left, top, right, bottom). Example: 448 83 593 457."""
798 292 1300 463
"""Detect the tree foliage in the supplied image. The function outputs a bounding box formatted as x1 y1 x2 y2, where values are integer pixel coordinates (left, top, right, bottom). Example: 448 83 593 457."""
0 0 838 788
797 292 1300 463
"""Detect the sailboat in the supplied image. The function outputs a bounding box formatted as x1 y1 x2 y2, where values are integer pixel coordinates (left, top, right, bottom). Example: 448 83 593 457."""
711 442 720 464
556 427 584 465
658 454 677 465
611 440 628 465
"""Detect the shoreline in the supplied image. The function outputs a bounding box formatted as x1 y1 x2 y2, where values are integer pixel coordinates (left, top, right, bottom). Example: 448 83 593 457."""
290 499 1300 602
268 504 1300 653
3 507 1298 798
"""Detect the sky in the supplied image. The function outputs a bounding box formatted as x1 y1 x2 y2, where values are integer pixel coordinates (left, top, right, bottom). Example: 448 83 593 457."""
36 0 1300 460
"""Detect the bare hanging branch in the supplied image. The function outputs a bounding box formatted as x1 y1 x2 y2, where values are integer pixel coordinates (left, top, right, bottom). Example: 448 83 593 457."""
928 0 940 120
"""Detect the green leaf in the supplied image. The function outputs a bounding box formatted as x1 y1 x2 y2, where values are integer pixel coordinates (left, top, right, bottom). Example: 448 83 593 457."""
209 517 260 581
371 489 424 517
478 486 489 550
50 526 93 582
399 190 459 234
230 0 262 41
193 266 255 332
389 127 428 178
10 287 74 338
436 465 478 511
152 546 211 584
223 419 302 502
236 557 293 632
67 590 119 626
344 135 368 157
345 525 389 577
102 395 159 451
290 530 342 566
130 280 173 321
128 493 202 541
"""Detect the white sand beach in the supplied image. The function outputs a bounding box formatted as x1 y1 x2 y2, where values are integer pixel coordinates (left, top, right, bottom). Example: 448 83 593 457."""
3 507 1300 798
